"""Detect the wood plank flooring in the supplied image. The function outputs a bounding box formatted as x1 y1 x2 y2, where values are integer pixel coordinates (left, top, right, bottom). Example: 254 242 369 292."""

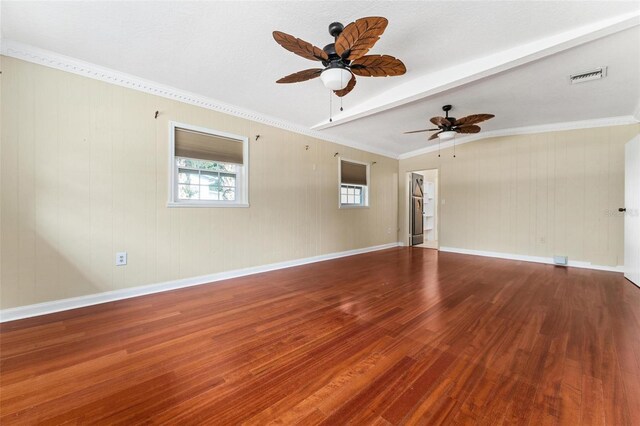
1 248 639 424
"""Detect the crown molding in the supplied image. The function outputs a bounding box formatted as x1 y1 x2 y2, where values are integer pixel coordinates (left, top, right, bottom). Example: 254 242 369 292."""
1 40 399 160
398 115 640 160
4 41 637 162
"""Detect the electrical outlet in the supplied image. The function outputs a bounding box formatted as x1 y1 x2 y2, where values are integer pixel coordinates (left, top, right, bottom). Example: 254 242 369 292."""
116 252 127 266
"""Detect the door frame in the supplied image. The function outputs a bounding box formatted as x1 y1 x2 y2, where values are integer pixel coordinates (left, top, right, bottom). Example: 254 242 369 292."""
410 173 425 246
404 168 440 248
624 135 640 287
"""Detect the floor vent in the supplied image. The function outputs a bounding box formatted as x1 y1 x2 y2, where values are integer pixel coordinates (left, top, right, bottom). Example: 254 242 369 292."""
553 255 568 266
570 67 607 84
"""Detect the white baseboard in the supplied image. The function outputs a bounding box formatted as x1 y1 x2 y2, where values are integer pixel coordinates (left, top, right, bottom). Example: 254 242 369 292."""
439 246 624 273
0 242 401 323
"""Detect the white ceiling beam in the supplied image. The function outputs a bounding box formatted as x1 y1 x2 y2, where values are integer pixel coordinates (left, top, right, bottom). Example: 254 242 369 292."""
312 11 640 131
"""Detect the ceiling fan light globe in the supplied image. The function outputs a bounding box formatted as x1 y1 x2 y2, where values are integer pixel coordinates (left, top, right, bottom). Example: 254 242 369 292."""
320 68 352 90
438 131 456 141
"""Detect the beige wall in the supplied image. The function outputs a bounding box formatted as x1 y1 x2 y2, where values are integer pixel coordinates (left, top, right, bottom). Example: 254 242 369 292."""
399 124 639 267
2 54 637 311
0 56 398 309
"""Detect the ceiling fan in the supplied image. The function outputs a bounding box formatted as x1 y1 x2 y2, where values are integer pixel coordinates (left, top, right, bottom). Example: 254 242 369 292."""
405 105 495 141
273 17 406 97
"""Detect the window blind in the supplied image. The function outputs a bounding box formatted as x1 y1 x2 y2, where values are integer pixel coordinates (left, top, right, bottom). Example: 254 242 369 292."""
175 128 244 164
341 160 367 185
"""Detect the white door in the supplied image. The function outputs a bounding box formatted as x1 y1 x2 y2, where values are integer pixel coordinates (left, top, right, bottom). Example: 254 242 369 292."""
624 135 640 287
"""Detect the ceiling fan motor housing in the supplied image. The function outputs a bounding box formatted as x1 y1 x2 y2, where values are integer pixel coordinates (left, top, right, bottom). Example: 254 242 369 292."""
322 43 351 67
323 43 337 57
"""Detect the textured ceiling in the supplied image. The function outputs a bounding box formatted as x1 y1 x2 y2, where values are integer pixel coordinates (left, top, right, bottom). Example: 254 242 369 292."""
2 1 639 157
325 27 640 156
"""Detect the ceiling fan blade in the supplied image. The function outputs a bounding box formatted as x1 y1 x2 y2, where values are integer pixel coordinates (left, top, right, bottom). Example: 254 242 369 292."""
454 114 495 126
404 128 439 134
430 116 451 127
455 124 481 134
335 17 388 61
334 74 356 97
272 31 329 62
276 68 323 84
350 55 406 77
429 131 442 140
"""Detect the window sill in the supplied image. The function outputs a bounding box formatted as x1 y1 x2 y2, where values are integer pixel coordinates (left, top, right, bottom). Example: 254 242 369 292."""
167 201 250 208
339 205 370 209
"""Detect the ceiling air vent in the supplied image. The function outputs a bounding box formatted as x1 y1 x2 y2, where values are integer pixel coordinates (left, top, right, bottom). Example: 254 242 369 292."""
569 67 607 84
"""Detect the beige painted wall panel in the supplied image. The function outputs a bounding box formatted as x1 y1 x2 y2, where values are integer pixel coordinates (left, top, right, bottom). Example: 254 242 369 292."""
1 57 21 307
88 79 113 295
532 134 549 257
584 130 607 263
34 63 60 303
399 124 639 267
17 58 36 306
564 132 585 261
542 135 556 257
552 133 568 258
1 57 397 309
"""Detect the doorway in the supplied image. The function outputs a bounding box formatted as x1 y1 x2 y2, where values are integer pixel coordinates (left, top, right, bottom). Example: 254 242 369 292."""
408 169 439 249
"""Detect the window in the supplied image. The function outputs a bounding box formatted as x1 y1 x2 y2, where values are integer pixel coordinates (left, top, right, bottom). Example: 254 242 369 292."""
339 159 369 208
340 184 364 205
177 159 237 201
169 122 249 207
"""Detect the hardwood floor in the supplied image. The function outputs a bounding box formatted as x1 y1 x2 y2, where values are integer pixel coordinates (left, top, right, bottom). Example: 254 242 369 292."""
1 248 639 425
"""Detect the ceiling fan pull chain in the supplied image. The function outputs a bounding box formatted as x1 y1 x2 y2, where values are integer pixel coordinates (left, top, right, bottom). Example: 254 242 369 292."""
438 140 441 158
329 90 333 122
453 139 456 158
340 73 344 111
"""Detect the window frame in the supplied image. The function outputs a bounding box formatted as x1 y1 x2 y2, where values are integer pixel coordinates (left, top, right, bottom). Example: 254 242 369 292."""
338 157 370 209
167 121 249 208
